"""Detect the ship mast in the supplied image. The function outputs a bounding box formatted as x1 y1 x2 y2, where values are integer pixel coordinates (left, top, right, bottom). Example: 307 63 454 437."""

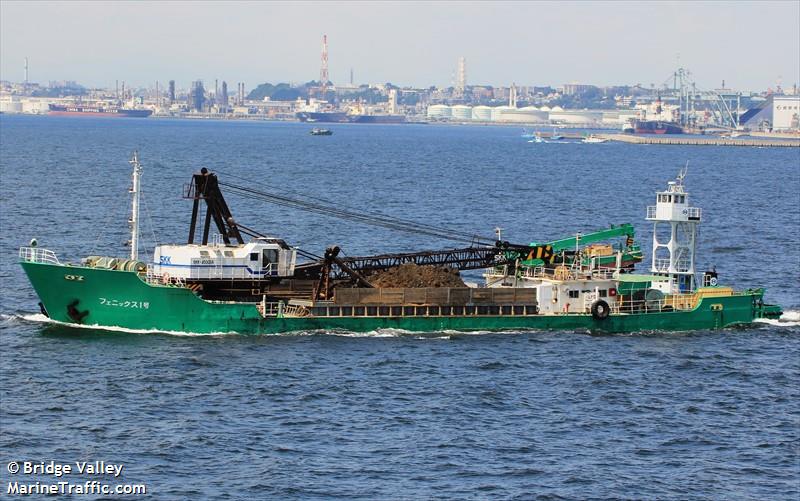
129 151 142 261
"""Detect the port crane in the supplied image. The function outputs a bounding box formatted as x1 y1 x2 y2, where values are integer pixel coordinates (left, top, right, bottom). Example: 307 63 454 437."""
661 67 741 129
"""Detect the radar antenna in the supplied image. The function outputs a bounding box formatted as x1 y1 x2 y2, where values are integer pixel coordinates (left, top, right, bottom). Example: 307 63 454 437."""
677 161 688 185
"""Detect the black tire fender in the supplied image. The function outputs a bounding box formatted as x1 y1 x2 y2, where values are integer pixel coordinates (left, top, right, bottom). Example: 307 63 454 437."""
591 299 610 320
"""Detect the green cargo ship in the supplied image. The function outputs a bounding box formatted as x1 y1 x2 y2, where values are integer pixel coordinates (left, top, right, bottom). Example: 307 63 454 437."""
20 156 781 334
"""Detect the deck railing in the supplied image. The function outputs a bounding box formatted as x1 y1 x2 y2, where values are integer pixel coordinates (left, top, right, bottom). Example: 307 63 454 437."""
19 247 61 265
256 300 310 318
144 267 186 287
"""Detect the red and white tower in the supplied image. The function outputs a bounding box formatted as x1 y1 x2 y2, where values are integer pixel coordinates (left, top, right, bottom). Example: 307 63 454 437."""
319 34 329 98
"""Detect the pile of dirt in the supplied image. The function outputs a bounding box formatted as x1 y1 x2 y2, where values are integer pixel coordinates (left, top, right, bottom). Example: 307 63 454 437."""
367 263 466 288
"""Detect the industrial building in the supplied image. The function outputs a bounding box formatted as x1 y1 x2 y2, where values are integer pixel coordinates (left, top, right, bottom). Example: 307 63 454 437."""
740 95 800 131
772 95 800 130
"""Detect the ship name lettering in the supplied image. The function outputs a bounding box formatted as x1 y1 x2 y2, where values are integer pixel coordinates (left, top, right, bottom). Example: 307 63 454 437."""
64 274 84 281
99 297 150 309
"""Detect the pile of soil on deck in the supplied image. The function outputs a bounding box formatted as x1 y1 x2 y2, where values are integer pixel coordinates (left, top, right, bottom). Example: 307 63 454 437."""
367 263 466 288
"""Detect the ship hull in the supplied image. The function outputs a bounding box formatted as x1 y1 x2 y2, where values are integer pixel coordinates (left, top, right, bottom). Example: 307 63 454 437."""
48 105 152 118
349 114 407 124
21 261 777 335
632 120 683 134
296 111 349 123
296 112 408 124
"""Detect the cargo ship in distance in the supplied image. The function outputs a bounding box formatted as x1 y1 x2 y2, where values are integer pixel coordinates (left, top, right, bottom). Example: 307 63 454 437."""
48 104 153 118
631 119 684 134
18 154 782 335
296 111 407 124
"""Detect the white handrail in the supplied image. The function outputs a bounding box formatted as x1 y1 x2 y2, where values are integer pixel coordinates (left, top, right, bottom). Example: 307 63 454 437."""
19 247 61 265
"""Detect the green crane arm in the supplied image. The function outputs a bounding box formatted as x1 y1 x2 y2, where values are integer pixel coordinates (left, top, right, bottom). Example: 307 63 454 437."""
532 223 635 252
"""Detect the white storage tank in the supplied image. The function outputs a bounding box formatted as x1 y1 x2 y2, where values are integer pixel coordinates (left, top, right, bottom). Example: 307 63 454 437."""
491 105 515 121
427 104 452 119
550 109 603 124
451 105 472 121
21 100 50 114
0 97 22 114
494 106 548 123
472 105 492 121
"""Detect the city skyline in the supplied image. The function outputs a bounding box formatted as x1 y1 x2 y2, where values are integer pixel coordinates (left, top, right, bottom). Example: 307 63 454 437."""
1 1 799 92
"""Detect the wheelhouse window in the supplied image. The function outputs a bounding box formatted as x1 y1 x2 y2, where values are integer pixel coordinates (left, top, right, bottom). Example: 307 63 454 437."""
249 252 259 261
568 290 579 298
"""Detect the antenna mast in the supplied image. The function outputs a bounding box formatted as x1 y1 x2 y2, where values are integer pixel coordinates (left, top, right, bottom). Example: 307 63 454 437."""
129 152 143 261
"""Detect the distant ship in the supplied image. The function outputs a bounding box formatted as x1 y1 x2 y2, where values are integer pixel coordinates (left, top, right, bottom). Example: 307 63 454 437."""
349 114 406 124
297 111 407 124
296 111 350 123
632 119 684 134
48 104 153 118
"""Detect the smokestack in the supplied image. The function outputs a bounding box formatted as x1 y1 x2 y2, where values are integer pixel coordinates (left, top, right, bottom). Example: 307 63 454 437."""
456 56 466 94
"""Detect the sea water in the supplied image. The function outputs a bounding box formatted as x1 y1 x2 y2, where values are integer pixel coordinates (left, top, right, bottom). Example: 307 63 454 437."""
1 115 798 499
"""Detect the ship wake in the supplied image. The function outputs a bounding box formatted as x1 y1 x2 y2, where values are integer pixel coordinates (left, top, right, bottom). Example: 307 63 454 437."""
755 310 800 327
3 312 237 337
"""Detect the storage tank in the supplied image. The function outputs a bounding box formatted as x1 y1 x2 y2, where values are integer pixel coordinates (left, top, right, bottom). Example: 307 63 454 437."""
0 97 22 114
426 104 452 119
451 105 473 121
491 105 515 121
550 109 603 125
494 106 548 123
472 105 492 121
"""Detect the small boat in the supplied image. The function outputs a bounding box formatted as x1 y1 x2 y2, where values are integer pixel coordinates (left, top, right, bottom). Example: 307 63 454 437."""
527 133 545 143
550 129 564 141
521 129 537 139
582 134 608 144
310 128 333 136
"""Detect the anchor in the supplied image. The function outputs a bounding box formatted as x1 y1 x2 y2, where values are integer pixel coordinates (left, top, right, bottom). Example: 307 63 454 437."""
66 299 89 324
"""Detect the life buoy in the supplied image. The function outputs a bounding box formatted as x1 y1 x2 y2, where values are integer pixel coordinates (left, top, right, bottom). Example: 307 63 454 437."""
161 272 170 284
591 299 610 320
709 277 718 286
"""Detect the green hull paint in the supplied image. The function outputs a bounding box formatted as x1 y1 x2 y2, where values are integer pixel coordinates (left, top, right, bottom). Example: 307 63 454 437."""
22 261 778 335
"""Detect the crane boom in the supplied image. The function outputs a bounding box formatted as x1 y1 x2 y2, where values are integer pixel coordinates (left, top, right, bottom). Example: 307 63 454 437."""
535 224 635 252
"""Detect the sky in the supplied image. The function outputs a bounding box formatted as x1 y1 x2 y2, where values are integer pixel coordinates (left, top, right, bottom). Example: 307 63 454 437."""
1 1 798 93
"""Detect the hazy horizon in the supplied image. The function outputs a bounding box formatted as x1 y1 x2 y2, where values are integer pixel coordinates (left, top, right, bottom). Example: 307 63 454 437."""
1 0 798 93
